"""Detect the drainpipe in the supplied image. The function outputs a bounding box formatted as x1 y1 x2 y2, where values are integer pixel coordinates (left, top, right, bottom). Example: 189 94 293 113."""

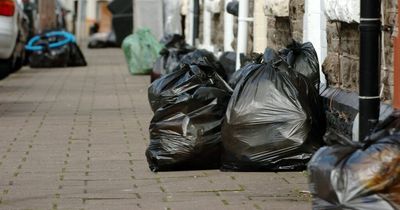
359 0 381 141
201 0 214 51
394 0 400 109
236 0 250 70
185 0 193 45
253 0 267 53
193 0 200 46
224 0 234 51
76 0 87 45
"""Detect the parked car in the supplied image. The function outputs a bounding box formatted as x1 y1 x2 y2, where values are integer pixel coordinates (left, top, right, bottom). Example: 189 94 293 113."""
0 0 29 78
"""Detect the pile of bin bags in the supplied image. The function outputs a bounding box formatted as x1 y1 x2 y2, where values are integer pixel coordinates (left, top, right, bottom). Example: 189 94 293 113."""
151 34 195 82
26 31 87 68
151 33 262 83
146 41 326 172
146 50 231 171
309 110 400 210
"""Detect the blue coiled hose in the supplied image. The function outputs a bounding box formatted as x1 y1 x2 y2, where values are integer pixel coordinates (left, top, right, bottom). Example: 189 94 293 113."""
25 31 76 51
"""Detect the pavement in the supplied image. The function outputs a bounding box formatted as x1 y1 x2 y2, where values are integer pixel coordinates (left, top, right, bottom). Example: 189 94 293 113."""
0 48 312 210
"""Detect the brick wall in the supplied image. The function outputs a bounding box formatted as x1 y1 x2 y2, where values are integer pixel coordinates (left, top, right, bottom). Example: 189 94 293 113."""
323 22 359 92
266 0 305 50
323 0 398 102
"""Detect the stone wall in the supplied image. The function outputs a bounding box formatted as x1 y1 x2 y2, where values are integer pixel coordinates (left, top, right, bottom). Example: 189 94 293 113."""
289 0 304 42
323 22 359 92
266 16 292 49
323 0 398 102
212 1 225 52
383 0 398 102
266 0 305 50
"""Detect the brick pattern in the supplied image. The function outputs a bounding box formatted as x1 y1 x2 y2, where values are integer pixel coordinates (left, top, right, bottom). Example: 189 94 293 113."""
0 48 311 209
323 0 398 102
266 0 305 50
323 22 360 91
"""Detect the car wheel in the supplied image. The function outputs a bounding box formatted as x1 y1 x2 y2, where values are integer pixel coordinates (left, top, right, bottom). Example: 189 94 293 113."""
10 55 24 73
0 58 11 79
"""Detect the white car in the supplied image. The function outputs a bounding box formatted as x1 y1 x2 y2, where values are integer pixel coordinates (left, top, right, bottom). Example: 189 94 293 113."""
0 0 28 78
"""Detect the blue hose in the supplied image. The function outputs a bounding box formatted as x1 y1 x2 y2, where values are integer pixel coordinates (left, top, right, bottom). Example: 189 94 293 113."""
25 31 76 51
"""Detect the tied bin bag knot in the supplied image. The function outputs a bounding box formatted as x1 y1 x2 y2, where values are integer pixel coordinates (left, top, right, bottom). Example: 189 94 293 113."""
146 41 326 172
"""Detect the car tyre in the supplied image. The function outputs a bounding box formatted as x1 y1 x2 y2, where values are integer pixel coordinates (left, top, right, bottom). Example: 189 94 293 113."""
10 54 24 73
0 58 11 79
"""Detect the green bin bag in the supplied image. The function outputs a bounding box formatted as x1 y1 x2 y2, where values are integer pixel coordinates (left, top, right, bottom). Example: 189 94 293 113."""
122 28 163 75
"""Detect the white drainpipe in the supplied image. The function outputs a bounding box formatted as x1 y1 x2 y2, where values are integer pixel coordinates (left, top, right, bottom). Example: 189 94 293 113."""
236 0 251 70
253 0 267 53
303 0 327 84
185 0 194 46
200 0 214 52
224 0 234 51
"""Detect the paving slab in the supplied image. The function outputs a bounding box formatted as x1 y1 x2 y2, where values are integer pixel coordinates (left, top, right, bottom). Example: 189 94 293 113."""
0 48 311 210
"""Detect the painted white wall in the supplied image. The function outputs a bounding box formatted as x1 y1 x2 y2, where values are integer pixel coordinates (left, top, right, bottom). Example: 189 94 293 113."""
185 0 194 45
303 0 327 84
253 0 267 53
236 0 249 70
199 0 221 52
86 0 97 21
199 0 214 51
60 0 111 34
133 0 164 39
224 0 234 51
325 0 360 23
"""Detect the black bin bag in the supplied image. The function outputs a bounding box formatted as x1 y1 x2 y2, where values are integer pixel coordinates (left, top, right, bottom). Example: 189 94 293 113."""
29 44 70 68
221 48 326 171
279 41 320 89
228 49 274 89
29 36 87 68
308 111 400 210
146 57 233 172
149 49 225 112
151 34 194 82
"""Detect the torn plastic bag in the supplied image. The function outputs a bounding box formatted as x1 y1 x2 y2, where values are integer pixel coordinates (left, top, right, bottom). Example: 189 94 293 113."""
149 50 226 112
221 51 326 171
308 110 400 210
279 41 320 89
146 58 233 171
122 28 163 75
